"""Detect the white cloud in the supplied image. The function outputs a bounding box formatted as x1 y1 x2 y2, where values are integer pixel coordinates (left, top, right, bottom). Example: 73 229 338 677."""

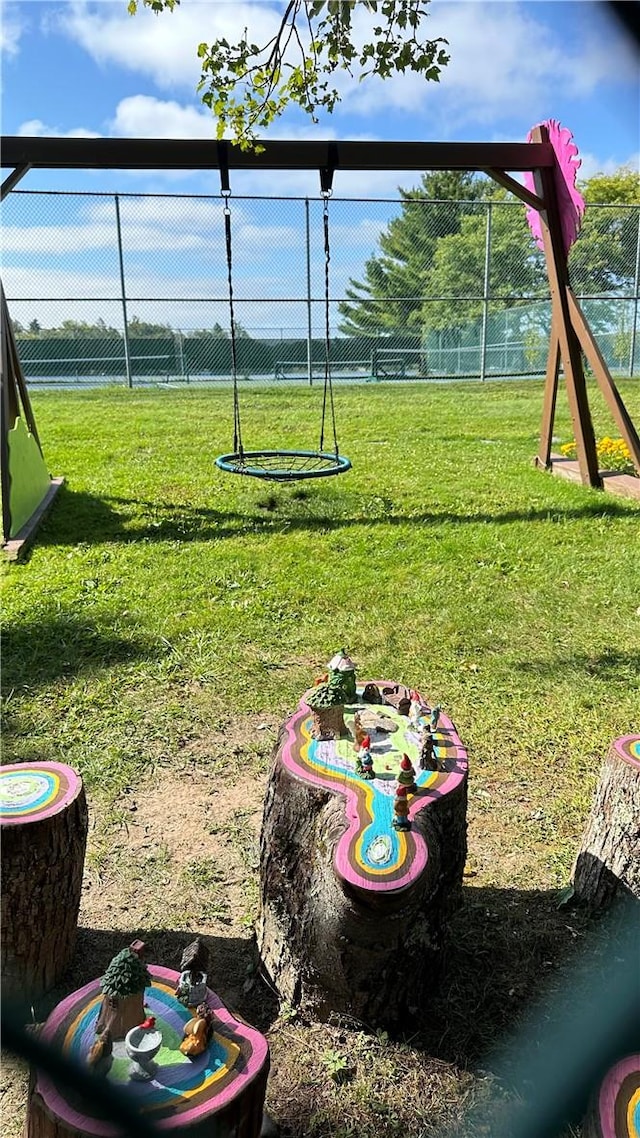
50 0 281 92
109 95 214 139
1 5 23 56
324 1 639 128
16 93 418 196
17 119 101 139
38 0 640 145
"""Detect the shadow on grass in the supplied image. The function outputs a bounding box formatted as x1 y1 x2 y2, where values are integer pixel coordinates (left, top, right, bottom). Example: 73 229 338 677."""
31 925 279 1034
1 612 156 691
515 648 640 682
418 885 591 1067
34 488 637 547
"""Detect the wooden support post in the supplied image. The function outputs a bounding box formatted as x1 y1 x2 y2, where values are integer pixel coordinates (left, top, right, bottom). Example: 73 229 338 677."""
530 126 601 488
567 287 640 476
536 329 561 468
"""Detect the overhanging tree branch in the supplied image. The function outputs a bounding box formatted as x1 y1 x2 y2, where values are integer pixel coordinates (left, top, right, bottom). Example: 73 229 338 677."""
128 0 449 148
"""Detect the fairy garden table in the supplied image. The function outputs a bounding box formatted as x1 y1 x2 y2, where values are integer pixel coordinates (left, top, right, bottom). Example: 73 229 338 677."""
25 965 270 1138
257 679 469 1027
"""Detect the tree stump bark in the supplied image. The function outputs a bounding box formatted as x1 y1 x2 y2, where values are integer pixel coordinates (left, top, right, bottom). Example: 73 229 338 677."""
571 736 640 908
581 1054 640 1138
257 682 468 1028
1 762 88 1003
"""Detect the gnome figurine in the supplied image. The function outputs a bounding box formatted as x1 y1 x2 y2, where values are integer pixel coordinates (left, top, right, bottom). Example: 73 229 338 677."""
397 754 417 794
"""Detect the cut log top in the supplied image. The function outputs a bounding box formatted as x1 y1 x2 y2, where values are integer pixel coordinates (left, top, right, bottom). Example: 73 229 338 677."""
582 1054 640 1138
0 762 84 826
612 735 640 770
36 965 269 1135
280 680 468 895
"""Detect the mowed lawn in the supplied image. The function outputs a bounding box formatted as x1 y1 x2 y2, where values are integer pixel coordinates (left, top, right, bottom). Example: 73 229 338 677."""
2 378 638 1136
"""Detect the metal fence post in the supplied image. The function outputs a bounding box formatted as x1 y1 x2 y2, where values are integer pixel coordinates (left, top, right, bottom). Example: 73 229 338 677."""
114 194 133 389
629 208 640 378
479 201 492 382
305 198 313 387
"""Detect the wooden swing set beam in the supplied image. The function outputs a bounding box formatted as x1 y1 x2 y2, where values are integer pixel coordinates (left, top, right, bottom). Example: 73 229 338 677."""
0 136 554 178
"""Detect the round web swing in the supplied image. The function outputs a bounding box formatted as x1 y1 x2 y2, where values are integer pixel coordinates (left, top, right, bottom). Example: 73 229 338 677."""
215 167 351 482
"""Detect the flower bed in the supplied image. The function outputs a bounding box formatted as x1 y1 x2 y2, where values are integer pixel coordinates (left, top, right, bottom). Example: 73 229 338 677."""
559 436 637 476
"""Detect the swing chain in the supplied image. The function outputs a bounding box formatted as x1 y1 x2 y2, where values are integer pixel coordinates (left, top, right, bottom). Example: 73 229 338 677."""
320 189 339 458
222 186 243 458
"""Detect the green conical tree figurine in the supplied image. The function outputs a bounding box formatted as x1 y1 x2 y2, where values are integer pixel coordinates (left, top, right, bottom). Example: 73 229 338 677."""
96 947 151 1039
306 673 349 739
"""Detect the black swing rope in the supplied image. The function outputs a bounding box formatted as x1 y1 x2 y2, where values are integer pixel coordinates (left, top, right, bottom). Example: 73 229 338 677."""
222 188 243 460
319 189 339 460
215 160 351 481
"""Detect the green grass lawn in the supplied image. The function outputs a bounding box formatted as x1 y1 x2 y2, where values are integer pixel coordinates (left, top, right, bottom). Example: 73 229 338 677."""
2 378 639 1136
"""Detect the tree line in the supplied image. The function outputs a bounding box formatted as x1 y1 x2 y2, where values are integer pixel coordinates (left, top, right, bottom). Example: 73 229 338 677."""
11 316 253 340
337 167 640 339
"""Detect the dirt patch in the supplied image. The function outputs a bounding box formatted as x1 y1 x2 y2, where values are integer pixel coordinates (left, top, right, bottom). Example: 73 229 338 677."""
2 717 594 1138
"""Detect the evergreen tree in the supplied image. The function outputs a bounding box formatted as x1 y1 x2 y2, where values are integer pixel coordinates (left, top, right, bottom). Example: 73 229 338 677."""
338 172 486 335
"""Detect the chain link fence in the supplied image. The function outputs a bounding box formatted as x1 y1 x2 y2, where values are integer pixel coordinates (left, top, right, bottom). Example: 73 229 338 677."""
2 190 638 387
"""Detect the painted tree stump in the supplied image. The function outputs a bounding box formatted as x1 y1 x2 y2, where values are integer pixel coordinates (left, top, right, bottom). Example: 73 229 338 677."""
257 681 468 1026
25 965 270 1138
0 762 88 1002
571 736 640 908
582 1054 640 1138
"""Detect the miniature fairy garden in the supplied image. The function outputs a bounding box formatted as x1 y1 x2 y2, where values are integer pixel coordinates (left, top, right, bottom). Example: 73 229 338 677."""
257 651 469 1025
29 936 269 1138
299 649 466 873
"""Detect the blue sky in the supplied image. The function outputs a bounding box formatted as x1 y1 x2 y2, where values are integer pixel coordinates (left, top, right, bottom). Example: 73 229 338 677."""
1 0 639 196
1 1 638 336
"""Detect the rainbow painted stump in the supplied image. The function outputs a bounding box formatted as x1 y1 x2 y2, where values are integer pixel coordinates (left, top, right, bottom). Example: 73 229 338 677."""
27 966 269 1138
258 681 469 1026
1 761 88 1001
583 1054 640 1138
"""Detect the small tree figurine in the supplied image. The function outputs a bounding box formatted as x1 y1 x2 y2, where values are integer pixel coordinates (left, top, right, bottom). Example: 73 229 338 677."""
95 948 152 1040
306 672 349 739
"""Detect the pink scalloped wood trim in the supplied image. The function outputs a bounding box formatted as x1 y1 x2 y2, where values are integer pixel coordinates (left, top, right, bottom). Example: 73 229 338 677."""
524 119 585 256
